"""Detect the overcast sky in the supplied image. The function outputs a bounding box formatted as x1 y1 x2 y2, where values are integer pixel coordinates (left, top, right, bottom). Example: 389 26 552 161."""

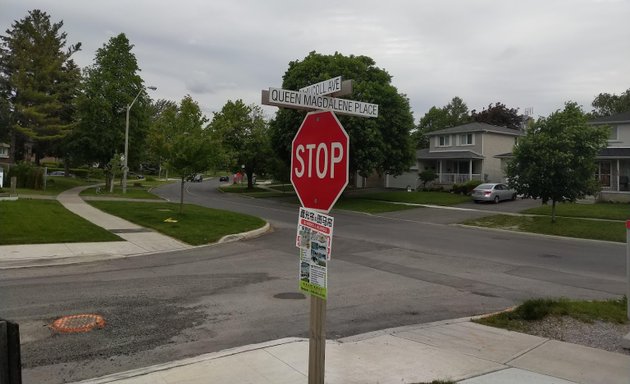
3 0 629 121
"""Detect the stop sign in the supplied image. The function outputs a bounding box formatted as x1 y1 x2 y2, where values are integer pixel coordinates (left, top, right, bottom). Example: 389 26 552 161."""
291 110 349 213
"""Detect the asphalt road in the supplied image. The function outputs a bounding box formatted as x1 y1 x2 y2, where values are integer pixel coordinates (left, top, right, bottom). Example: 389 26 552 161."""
0 179 625 383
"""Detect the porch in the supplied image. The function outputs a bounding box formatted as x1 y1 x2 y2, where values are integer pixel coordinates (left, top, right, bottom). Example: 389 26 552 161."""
596 156 630 201
421 159 483 185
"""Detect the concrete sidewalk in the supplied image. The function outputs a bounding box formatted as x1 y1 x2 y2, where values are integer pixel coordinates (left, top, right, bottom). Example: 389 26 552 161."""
72 318 630 384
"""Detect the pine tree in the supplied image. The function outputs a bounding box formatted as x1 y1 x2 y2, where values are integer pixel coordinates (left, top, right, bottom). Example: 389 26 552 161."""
0 9 81 163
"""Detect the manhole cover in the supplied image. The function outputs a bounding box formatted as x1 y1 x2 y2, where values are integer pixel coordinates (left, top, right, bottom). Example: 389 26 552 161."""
50 314 105 333
273 292 306 300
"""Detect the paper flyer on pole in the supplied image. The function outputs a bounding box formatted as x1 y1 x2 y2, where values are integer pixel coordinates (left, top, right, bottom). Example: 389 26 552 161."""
296 207 333 300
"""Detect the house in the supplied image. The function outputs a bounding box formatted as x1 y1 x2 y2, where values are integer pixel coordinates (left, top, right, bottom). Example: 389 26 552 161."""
386 122 523 189
0 142 10 164
589 111 630 202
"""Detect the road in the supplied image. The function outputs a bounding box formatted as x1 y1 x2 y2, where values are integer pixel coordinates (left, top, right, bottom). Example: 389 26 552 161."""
0 179 625 383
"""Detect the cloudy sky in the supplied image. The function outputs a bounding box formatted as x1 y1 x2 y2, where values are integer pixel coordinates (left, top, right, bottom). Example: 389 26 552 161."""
2 0 629 121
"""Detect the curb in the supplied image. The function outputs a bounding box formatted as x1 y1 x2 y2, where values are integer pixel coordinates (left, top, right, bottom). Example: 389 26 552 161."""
217 222 271 243
70 337 306 383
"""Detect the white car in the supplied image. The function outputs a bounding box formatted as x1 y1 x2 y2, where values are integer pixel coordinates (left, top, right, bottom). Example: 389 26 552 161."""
471 183 517 203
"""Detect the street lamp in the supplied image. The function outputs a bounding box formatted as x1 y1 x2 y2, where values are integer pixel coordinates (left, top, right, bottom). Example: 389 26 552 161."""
122 85 157 194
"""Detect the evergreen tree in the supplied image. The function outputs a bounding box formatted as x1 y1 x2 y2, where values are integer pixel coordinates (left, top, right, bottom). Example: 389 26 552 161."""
0 9 81 163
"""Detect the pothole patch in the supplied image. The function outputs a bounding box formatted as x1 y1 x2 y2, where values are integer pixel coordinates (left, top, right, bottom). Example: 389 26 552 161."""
50 314 106 333
273 292 306 300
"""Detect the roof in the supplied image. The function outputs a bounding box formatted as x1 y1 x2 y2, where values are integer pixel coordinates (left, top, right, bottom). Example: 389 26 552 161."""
417 148 484 160
494 148 630 159
589 111 630 124
597 147 630 159
425 122 524 137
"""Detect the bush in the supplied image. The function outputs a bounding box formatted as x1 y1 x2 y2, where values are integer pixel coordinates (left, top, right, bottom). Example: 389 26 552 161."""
8 163 45 189
463 179 483 194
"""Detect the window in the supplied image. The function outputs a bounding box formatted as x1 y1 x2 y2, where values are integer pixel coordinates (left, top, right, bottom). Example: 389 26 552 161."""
459 133 473 145
0 146 8 158
596 161 611 187
608 125 618 141
437 135 450 147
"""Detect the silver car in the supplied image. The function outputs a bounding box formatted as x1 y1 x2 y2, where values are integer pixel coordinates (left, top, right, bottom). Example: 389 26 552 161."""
471 183 517 203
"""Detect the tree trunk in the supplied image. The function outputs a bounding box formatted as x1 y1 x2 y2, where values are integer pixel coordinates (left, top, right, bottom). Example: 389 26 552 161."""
246 170 253 189
551 199 557 223
109 172 115 193
179 176 185 213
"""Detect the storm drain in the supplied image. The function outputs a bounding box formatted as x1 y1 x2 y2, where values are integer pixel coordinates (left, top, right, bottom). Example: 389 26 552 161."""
273 292 306 300
50 314 106 333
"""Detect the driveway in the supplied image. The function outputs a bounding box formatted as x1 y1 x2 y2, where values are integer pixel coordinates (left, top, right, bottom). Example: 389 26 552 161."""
455 196 543 213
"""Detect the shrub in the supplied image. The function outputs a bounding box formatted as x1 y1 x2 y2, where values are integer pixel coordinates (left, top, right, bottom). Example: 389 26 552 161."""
463 179 483 195
8 163 45 189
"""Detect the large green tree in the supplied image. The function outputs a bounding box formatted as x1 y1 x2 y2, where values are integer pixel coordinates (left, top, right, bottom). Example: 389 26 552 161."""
156 95 216 212
0 9 81 163
506 102 608 222
269 52 415 179
591 88 630 117
413 96 471 148
472 102 522 130
73 33 149 169
208 100 271 189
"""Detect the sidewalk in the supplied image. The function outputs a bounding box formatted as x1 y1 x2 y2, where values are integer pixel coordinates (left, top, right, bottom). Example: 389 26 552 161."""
0 186 192 268
71 317 630 384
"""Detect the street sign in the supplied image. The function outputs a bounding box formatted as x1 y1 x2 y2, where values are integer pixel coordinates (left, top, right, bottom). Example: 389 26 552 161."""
262 88 378 118
291 110 349 213
299 76 342 95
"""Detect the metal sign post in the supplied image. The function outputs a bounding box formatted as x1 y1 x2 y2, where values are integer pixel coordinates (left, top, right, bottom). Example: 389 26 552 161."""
262 77 378 384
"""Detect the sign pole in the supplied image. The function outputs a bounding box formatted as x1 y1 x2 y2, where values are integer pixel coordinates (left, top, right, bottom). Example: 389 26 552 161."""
263 77 378 383
309 296 326 384
626 220 630 320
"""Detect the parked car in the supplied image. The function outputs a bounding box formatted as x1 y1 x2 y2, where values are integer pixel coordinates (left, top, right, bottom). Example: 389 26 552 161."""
219 176 229 182
48 171 74 177
187 173 203 182
471 183 517 203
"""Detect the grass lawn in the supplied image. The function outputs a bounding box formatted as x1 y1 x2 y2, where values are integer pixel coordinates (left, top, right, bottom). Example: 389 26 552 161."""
333 198 418 214
89 201 266 245
15 177 98 196
474 297 628 332
357 191 472 206
80 184 162 199
523 202 630 221
462 214 625 242
0 199 121 245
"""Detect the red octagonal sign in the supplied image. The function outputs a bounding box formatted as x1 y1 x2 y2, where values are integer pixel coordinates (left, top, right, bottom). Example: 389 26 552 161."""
291 110 349 213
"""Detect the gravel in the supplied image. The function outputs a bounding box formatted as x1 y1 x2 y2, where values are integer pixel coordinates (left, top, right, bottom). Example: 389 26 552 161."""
523 316 630 355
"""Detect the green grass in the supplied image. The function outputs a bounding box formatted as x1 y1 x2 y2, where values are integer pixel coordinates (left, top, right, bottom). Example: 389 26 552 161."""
89 201 266 245
0 199 121 245
358 191 472 206
333 198 418 214
523 202 630 221
462 214 625 242
475 297 628 331
80 184 161 199
16 177 98 196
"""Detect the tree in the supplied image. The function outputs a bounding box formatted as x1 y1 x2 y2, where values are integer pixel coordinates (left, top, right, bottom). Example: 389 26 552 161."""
472 102 523 130
146 99 178 178
418 169 438 189
74 33 149 172
506 102 608 222
413 97 471 148
591 88 630 117
157 95 215 212
0 9 81 163
269 52 415 180
208 99 272 189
